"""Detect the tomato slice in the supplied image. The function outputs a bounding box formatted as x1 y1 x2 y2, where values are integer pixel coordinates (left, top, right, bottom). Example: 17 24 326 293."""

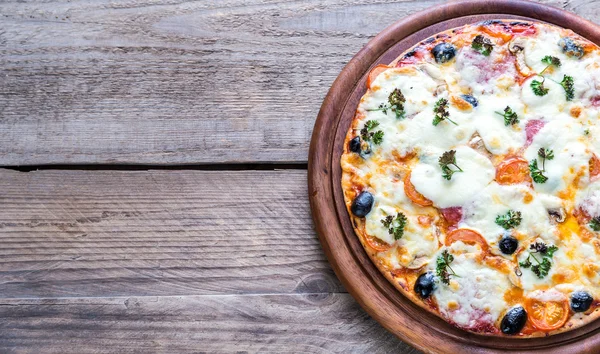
367 64 389 89
525 295 569 331
404 172 433 207
364 234 392 252
481 25 513 42
445 228 489 253
496 156 531 185
590 154 600 181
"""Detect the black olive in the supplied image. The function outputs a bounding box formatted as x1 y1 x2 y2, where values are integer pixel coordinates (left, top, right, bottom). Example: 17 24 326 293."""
351 191 374 217
349 136 361 153
431 43 456 64
571 291 593 312
460 94 478 107
500 306 527 335
559 37 584 58
414 272 436 298
499 236 518 255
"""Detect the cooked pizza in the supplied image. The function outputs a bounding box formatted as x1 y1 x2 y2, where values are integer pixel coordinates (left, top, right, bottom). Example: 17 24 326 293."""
341 20 600 336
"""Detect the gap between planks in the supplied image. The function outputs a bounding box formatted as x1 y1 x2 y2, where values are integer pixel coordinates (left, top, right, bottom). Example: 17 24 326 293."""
0 163 308 173
0 168 341 298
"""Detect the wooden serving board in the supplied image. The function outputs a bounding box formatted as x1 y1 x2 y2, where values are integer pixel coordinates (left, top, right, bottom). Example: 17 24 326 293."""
308 1 600 353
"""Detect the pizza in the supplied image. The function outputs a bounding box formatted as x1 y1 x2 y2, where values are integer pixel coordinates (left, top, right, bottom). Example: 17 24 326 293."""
340 20 600 337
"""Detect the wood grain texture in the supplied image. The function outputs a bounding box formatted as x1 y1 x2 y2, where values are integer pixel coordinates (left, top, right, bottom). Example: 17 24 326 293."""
0 168 417 353
0 294 419 354
0 168 346 297
0 0 581 166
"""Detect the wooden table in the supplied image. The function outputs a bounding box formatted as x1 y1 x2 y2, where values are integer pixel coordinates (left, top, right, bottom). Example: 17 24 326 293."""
1 1 598 353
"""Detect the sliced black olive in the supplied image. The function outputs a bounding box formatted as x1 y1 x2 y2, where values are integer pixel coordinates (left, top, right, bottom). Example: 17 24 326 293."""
571 291 593 312
431 43 456 64
499 236 518 255
351 191 374 217
349 136 361 153
501 306 527 335
460 94 478 107
559 37 584 58
414 272 436 299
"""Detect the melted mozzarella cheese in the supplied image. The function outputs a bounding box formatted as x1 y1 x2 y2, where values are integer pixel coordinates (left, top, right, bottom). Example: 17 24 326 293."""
473 89 527 155
410 146 495 208
395 106 477 154
430 242 510 328
524 118 590 196
461 183 559 249
365 67 439 117
365 173 439 264
575 180 600 217
521 76 567 118
523 30 600 107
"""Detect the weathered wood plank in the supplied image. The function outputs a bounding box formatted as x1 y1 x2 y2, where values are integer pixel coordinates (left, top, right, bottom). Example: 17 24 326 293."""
0 169 344 297
0 294 420 354
0 0 581 165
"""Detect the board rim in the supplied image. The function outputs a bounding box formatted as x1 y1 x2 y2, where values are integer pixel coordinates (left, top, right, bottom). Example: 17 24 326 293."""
308 0 600 352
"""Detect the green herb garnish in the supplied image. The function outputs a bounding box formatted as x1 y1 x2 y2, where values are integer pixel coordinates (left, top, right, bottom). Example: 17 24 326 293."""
560 75 574 101
360 120 384 145
519 242 559 279
436 250 458 285
367 88 406 119
472 35 493 56
495 106 519 126
381 212 408 240
529 148 554 184
531 78 549 96
495 210 522 230
541 55 561 67
432 98 457 126
589 216 600 231
537 55 574 100
439 150 463 181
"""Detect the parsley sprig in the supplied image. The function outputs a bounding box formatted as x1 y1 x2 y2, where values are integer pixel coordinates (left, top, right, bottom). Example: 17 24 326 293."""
589 216 600 231
559 75 574 101
495 210 522 230
531 78 549 96
532 56 575 100
519 242 558 279
495 106 519 126
529 148 554 184
360 120 384 145
541 55 561 68
381 212 408 240
436 250 458 285
472 35 493 56
367 88 406 119
439 150 463 180
432 98 457 126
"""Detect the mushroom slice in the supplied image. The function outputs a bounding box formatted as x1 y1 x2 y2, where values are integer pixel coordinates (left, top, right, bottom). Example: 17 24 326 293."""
548 208 566 224
406 255 430 269
421 63 444 81
509 267 523 289
468 132 493 160
508 37 534 77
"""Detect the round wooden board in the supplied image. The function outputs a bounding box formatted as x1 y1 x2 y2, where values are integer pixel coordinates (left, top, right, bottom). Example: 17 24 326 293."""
308 1 600 353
